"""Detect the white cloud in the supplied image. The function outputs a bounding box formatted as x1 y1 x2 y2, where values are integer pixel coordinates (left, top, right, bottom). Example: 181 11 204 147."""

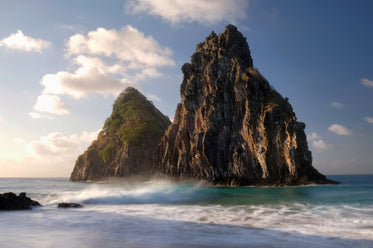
31 94 69 116
124 0 249 25
32 25 174 118
328 124 352 136
329 102 343 108
312 139 331 150
146 93 162 102
364 116 373 124
308 132 331 151
26 130 100 158
361 78 373 88
40 56 132 99
66 26 174 67
309 132 320 140
0 30 51 52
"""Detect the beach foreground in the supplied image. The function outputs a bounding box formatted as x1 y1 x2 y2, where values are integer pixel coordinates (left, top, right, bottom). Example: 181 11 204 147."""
0 176 372 248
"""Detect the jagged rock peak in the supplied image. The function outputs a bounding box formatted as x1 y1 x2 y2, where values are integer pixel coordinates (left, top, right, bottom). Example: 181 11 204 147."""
156 25 337 186
70 87 171 182
193 24 253 68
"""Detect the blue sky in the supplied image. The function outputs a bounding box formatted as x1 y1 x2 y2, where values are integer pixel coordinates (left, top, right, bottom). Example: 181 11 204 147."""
0 0 372 177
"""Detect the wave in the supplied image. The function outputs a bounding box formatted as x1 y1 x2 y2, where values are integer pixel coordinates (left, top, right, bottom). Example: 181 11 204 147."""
45 181 211 205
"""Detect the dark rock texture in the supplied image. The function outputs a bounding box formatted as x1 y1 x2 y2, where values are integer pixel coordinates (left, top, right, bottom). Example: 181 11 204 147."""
0 192 41 210
156 25 337 186
57 202 83 208
70 87 171 181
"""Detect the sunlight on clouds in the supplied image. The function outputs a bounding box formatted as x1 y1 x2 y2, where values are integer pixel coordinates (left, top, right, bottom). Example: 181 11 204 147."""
40 56 133 99
32 94 69 115
66 26 174 67
32 25 174 118
328 124 352 136
0 130 100 177
26 130 99 158
0 30 51 52
361 78 373 88
125 0 249 25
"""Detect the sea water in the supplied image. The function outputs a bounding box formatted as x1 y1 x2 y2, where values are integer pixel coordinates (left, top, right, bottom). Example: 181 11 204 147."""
0 175 372 248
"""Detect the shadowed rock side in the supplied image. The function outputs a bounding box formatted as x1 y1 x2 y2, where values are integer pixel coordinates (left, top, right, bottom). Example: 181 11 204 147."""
156 25 337 186
70 87 171 181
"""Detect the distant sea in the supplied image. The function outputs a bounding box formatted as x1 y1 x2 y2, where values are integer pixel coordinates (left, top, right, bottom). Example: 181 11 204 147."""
0 175 372 248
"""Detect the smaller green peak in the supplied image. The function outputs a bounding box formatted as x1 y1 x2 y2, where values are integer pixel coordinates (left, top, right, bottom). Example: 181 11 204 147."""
115 87 146 106
124 87 141 95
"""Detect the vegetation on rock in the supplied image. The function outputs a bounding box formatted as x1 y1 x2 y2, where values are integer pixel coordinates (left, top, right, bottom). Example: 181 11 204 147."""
70 87 171 181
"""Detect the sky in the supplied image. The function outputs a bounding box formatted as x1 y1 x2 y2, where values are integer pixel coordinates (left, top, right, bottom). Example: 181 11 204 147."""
0 0 372 177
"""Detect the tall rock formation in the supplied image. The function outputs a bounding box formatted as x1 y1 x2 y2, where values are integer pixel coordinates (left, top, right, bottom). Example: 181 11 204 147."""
70 87 171 181
156 25 335 186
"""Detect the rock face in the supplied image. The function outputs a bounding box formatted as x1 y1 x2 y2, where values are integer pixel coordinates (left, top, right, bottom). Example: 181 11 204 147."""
70 87 171 181
0 192 41 210
156 25 336 186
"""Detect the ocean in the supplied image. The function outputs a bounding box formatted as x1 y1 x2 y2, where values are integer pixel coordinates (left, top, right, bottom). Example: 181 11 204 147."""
0 175 372 248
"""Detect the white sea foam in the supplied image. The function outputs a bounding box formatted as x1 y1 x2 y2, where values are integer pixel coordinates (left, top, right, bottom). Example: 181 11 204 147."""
38 181 373 241
0 178 372 248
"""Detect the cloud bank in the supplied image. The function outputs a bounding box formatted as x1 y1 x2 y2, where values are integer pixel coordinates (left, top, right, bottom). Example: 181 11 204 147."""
31 25 174 119
124 0 249 25
0 30 51 52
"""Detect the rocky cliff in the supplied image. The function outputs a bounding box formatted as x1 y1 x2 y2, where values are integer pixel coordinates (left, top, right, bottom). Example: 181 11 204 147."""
156 25 336 186
70 87 171 181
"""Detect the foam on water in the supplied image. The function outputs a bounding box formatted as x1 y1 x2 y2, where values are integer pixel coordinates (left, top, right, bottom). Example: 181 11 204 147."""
44 181 208 205
0 177 372 248
35 179 373 241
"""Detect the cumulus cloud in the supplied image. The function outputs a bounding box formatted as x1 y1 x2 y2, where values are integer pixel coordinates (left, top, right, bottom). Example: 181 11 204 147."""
361 78 373 88
31 94 69 116
308 132 331 150
0 30 51 52
66 26 174 67
329 102 343 108
32 25 174 118
26 130 99 158
124 0 249 25
364 116 373 124
328 124 352 136
40 56 132 99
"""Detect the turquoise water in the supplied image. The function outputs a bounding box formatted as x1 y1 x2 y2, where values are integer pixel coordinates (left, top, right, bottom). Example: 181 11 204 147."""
0 175 372 248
